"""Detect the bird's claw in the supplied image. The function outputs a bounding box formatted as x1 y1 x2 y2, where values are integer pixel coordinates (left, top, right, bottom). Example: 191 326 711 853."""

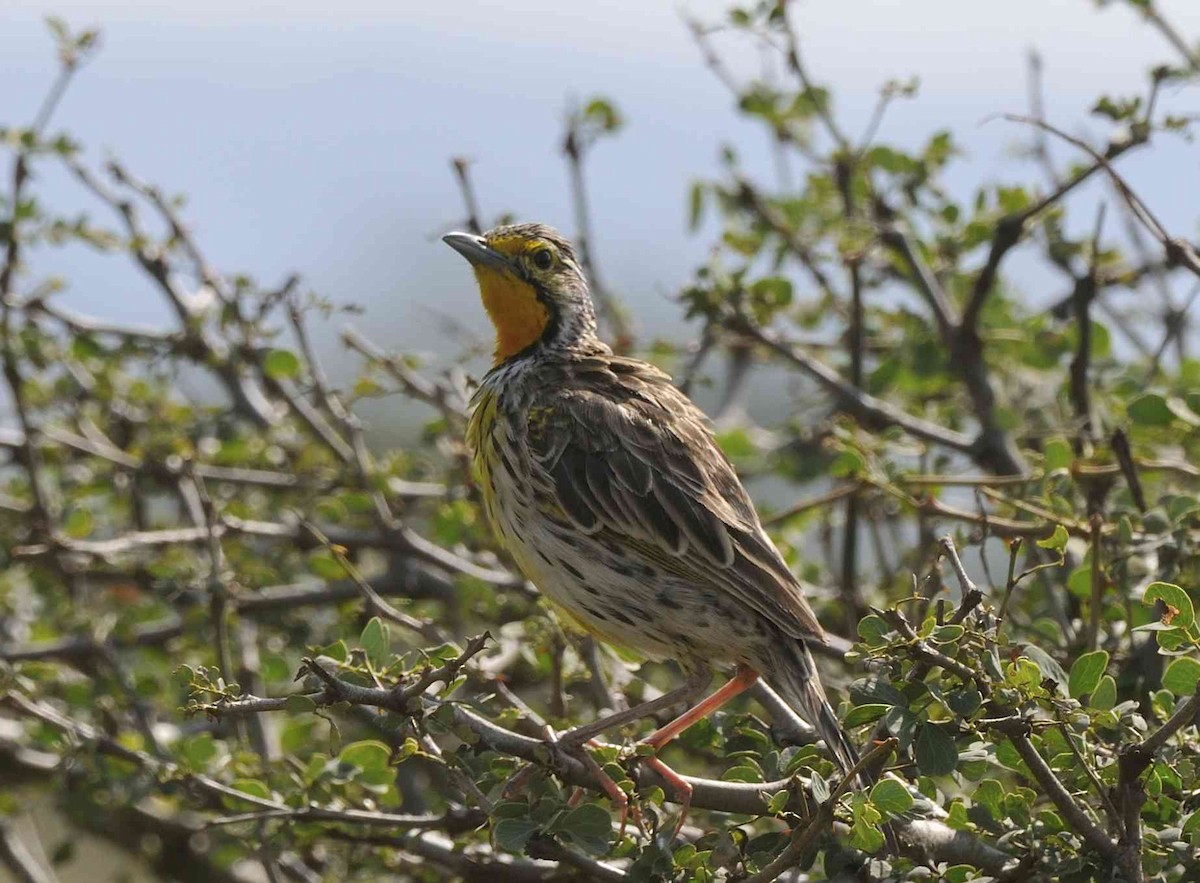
541 736 643 841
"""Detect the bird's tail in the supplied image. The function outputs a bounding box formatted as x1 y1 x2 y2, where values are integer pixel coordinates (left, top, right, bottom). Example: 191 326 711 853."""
766 640 865 788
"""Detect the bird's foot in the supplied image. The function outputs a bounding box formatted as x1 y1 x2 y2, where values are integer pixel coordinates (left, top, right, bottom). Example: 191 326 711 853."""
624 744 693 840
506 733 640 841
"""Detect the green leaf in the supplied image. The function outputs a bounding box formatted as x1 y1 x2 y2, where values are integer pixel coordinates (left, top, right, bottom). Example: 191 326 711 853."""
722 764 764 783
230 778 272 801
1127 392 1173 425
550 803 612 855
1143 582 1195 629
765 788 789 814
308 550 347 581
339 740 391 772
1166 396 1200 426
582 97 623 132
1162 657 1200 696
493 817 540 853
946 800 970 830
360 617 390 669
857 614 890 646
848 817 885 853
64 508 93 539
931 624 964 644
687 181 706 231
975 779 1004 819
1090 675 1117 710
869 779 914 818
1019 645 1068 694
844 704 891 727
314 640 349 664
809 770 830 804
946 689 982 718
284 694 318 713
264 348 302 379
178 733 219 770
1043 436 1073 471
175 664 195 687
1183 808 1200 842
71 335 105 361
1020 645 1069 691
1068 650 1109 699
914 723 958 776
1036 524 1069 553
395 737 420 762
849 677 905 706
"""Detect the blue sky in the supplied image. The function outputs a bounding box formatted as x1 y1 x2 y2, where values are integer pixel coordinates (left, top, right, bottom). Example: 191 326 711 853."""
5 0 1199 384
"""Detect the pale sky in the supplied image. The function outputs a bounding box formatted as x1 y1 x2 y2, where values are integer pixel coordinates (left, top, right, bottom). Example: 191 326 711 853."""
5 0 1199 382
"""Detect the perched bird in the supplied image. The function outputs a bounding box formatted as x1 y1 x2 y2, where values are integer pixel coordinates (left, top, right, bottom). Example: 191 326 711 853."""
444 223 861 825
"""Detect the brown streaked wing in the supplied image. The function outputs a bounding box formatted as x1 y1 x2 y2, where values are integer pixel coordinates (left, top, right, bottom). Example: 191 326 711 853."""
525 355 825 642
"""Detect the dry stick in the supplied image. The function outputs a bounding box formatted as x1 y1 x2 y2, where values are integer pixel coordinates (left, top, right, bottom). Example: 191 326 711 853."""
0 427 444 496
1110 429 1148 514
838 155 868 631
961 125 1144 333
562 109 631 352
936 535 984 611
776 5 849 151
763 482 862 527
1085 517 1105 654
898 472 1037 487
450 157 484 235
874 191 1025 476
298 519 449 644
1055 716 1121 833
1068 205 1106 452
1025 48 1061 187
1115 682 1200 881
1003 114 1200 283
63 156 277 426
0 50 88 596
978 486 1097 536
185 480 280 878
866 540 984 758
876 220 956 337
995 538 1023 639
341 328 468 421
10 514 521 586
0 561 485 664
1139 2 1200 71
4 689 498 874
1146 281 1200 378
952 118 1144 475
733 320 976 455
988 717 1118 863
0 821 58 883
741 739 898 883
732 176 840 301
202 671 1012 872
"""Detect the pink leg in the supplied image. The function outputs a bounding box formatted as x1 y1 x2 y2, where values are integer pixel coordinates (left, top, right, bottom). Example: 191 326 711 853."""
644 665 760 749
638 666 760 835
644 756 693 836
575 745 640 839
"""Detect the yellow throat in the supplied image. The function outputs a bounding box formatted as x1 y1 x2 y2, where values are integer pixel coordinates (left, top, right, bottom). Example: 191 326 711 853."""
473 264 551 364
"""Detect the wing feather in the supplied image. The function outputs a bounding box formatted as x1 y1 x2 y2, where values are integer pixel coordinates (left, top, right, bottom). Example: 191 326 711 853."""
526 355 824 641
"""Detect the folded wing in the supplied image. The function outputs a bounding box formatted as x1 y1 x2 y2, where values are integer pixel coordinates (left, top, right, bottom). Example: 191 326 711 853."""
525 355 825 643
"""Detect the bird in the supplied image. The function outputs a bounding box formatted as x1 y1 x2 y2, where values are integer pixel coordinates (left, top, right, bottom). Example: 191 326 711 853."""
444 222 862 830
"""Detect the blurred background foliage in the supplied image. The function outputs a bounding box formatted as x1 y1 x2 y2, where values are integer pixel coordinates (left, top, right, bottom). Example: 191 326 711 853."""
3 1 1200 881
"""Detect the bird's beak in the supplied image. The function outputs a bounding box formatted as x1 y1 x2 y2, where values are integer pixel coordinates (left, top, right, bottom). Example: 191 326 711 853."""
442 232 514 272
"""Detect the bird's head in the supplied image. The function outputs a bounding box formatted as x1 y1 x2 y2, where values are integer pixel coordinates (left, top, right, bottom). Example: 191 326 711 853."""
443 223 598 364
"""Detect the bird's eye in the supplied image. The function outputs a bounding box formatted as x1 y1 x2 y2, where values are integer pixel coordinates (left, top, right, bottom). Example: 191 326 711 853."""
531 248 554 270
